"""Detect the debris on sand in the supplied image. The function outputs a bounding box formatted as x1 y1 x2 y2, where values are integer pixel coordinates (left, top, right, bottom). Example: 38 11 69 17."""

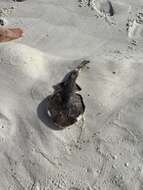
78 0 114 24
127 7 143 42
0 7 14 17
0 7 15 26
78 0 114 16
47 60 90 128
0 17 7 26
90 0 114 17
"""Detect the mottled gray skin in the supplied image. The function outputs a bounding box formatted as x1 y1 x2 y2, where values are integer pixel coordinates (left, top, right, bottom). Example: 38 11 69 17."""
53 59 89 105
58 70 79 105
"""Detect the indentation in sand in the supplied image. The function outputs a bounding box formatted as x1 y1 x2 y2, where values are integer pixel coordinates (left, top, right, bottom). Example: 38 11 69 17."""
31 81 52 102
0 112 15 142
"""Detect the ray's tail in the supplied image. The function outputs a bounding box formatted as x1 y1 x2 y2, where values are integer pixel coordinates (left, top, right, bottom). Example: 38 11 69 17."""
76 60 90 71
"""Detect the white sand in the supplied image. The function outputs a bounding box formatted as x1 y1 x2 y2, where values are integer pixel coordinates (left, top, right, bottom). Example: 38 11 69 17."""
0 0 143 189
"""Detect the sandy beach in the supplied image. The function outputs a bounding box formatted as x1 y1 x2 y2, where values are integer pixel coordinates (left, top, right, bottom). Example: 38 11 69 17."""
0 0 143 189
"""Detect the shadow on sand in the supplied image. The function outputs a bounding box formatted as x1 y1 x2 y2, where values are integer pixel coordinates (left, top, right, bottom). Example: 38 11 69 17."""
37 97 63 131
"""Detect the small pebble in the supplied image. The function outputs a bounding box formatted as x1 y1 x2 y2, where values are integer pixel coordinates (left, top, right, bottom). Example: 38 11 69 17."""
124 162 129 167
112 165 116 169
112 155 117 160
96 169 100 173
